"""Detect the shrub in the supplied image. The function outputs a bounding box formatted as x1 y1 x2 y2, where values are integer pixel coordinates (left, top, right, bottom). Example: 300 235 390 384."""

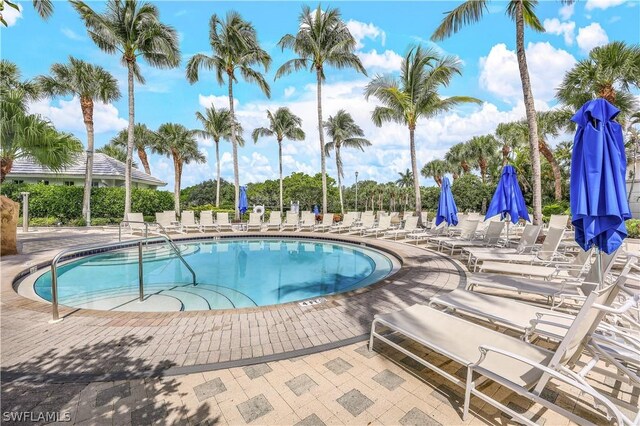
627 219 640 239
542 202 569 216
450 174 492 212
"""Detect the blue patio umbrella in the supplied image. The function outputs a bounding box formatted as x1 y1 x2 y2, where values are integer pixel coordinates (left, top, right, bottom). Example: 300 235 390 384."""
238 186 248 215
313 205 320 215
485 165 529 244
435 177 458 226
570 98 631 257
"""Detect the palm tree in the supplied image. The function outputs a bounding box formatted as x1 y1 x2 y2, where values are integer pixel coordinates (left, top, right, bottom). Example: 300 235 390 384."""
153 123 205 214
444 142 469 177
556 41 640 118
186 12 271 220
432 0 568 224
395 168 413 211
1 90 82 182
495 121 527 166
72 0 181 218
96 142 131 165
37 57 120 225
110 123 156 175
466 135 499 184
365 46 480 224
252 107 305 213
323 110 371 213
0 60 40 100
275 5 366 215
1 0 53 26
195 106 244 208
421 159 450 187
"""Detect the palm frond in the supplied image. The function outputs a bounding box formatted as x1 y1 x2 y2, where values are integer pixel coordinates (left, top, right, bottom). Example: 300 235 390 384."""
431 0 488 41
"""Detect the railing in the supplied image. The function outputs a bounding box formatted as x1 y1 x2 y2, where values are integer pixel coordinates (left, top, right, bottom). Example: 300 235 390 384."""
118 220 167 241
49 235 197 323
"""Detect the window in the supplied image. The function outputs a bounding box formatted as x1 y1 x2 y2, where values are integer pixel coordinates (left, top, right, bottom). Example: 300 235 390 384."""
42 180 49 185
12 180 24 184
63 181 74 186
91 181 99 187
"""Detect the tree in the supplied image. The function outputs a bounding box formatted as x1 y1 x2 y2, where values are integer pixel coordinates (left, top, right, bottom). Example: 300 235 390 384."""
395 168 413 210
186 11 271 220
0 60 40 100
73 0 181 218
421 159 450 186
195 105 243 208
1 90 82 182
111 124 156 175
276 5 366 214
557 42 640 118
365 46 479 224
323 110 370 213
444 142 470 175
495 121 527 166
96 142 131 165
1 0 53 26
252 107 305 213
153 124 205 214
432 0 564 225
466 135 499 183
37 57 120 225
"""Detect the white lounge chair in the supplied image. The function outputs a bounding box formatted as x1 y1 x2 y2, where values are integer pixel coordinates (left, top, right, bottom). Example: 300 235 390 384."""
280 212 298 231
298 212 316 231
264 212 281 231
384 216 419 240
547 214 569 231
199 211 218 232
439 221 505 254
155 211 181 233
314 213 334 232
125 212 149 235
426 219 479 249
180 210 202 233
246 212 262 232
363 215 391 237
216 212 233 232
463 223 542 262
329 212 356 233
348 214 375 235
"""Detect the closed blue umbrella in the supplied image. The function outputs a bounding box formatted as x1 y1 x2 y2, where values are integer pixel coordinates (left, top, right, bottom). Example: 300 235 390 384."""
238 186 248 215
485 165 530 223
313 205 319 215
436 177 458 226
570 98 631 256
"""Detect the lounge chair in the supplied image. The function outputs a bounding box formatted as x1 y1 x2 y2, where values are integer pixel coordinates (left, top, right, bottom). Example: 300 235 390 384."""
363 215 392 237
384 216 419 240
439 221 505 254
124 212 149 235
547 214 569 231
298 212 316 231
347 214 375 235
314 213 334 232
406 221 446 243
369 275 633 425
246 212 262 231
216 212 233 232
426 219 479 249
280 212 298 231
180 210 202 233
199 211 218 232
264 212 281 231
155 211 181 233
329 212 356 233
463 223 542 261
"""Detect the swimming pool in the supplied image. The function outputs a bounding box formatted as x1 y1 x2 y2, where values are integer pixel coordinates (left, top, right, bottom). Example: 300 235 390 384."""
29 238 398 312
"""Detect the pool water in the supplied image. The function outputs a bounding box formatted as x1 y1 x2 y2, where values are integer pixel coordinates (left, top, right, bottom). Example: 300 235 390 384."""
33 238 396 312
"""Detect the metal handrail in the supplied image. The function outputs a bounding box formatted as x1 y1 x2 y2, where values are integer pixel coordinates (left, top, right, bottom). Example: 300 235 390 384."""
49 235 197 323
118 220 168 241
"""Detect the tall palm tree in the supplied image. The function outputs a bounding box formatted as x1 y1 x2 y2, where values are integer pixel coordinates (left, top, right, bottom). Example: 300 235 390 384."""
495 121 527 166
111 124 156 175
195 106 244 208
1 0 53 26
466 135 499 184
444 142 469 176
252 107 305 213
323 110 371 213
365 46 480 224
186 12 271 220
275 5 366 215
0 60 40 100
395 168 413 211
421 159 449 187
531 111 566 201
432 0 569 224
72 0 181 218
37 57 120 225
96 142 131 165
1 90 81 182
556 41 640 118
153 123 205 214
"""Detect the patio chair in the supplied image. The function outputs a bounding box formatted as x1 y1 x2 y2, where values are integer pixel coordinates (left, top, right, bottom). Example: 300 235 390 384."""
314 213 334 232
281 212 299 231
264 212 282 231
369 274 634 425
124 212 149 235
155 211 181 233
406 221 446 243
384 216 419 240
547 214 569 231
199 211 218 232
420 212 430 227
246 212 262 232
439 221 505 254
180 210 202 233
463 223 542 262
329 212 356 233
298 212 316 231
426 219 479 249
216 212 233 232
363 215 392 237
347 214 375 235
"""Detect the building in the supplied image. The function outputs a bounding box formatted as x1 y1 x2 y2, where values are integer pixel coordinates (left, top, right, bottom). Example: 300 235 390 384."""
6 153 166 189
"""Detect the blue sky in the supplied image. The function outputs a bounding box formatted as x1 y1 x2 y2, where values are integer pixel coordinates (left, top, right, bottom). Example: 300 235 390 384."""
3 0 639 190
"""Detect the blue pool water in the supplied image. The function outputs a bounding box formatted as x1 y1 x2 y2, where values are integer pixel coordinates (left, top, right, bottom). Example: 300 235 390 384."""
33 238 396 312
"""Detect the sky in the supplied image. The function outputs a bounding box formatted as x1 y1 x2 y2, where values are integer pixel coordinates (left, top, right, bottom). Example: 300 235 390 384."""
2 0 639 190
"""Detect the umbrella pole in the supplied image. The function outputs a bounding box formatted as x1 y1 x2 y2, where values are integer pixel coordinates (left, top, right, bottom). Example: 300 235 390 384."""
595 246 603 289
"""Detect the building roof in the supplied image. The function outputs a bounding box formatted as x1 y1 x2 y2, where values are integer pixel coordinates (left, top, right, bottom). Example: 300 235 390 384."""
7 153 166 186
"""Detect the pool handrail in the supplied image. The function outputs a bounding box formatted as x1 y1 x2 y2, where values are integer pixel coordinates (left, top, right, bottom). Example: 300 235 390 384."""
49 235 197 323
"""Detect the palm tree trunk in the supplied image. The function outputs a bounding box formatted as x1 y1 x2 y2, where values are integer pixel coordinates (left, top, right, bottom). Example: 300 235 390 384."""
80 97 94 226
215 139 221 208
515 0 542 225
0 157 13 183
124 59 135 218
480 159 487 184
173 153 181 214
409 126 422 225
539 139 562 201
228 75 240 220
137 148 151 175
336 147 344 214
316 68 327 214
502 145 510 166
278 139 283 213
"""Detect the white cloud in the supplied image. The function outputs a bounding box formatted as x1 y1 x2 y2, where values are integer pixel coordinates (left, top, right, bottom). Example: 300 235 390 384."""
479 42 576 104
346 20 386 49
284 86 296 98
357 49 403 72
198 94 238 110
543 18 575 45
576 23 609 54
586 0 626 10
29 97 128 134
559 3 575 20
2 2 22 26
61 27 83 41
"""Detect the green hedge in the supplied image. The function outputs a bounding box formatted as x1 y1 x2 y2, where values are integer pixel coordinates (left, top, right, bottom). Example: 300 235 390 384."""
627 219 640 239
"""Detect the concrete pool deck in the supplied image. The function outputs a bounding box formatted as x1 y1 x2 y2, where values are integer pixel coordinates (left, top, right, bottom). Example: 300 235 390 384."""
1 228 637 425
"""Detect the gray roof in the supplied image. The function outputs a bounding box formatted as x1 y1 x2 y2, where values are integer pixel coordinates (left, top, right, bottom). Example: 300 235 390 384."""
7 153 166 186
